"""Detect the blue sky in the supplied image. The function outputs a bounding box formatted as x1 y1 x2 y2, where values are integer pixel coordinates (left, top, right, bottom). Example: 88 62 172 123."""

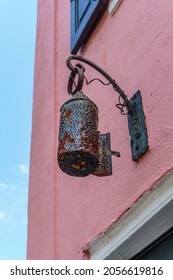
0 1 37 259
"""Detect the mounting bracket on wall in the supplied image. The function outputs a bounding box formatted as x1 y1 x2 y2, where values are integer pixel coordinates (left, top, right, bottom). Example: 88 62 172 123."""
57 55 149 177
128 90 148 161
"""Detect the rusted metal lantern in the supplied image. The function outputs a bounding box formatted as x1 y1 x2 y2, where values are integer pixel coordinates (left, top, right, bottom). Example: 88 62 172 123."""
57 55 149 177
58 91 99 177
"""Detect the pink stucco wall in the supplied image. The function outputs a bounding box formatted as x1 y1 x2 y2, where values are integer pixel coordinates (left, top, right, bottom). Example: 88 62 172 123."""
27 0 173 259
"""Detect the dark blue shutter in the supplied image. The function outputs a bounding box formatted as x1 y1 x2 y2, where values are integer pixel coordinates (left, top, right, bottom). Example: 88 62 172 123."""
71 0 108 54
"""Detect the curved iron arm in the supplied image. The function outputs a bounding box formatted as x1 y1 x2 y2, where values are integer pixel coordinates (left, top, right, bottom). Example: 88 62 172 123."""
66 55 132 112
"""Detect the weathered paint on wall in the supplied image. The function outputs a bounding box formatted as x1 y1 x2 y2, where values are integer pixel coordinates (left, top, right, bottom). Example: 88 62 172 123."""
27 0 173 259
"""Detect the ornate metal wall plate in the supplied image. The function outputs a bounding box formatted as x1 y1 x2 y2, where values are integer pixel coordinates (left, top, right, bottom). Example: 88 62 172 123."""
128 91 149 161
71 0 108 54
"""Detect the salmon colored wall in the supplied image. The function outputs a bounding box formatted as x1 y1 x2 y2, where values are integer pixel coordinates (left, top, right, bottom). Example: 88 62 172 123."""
28 0 173 259
27 0 56 259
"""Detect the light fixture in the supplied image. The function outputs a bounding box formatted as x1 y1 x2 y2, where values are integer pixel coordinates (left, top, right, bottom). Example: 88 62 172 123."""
57 55 148 177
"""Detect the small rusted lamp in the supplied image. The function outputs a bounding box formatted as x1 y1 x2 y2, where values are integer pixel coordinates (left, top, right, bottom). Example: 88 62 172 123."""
58 91 99 177
57 55 148 177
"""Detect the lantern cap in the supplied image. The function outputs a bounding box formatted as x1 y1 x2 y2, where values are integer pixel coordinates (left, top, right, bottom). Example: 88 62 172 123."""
60 91 98 112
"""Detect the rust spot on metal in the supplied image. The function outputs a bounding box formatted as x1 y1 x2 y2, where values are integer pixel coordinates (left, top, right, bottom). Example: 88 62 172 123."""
63 109 71 118
72 163 80 170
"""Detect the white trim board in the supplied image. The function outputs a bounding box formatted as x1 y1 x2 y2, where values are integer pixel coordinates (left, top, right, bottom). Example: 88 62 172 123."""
109 0 124 15
85 171 173 259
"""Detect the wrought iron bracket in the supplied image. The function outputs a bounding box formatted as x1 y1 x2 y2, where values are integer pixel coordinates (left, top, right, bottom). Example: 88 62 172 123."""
67 55 132 111
66 55 149 161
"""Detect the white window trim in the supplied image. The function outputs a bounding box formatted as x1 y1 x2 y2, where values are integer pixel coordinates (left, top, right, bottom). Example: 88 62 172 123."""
109 0 124 15
85 171 173 259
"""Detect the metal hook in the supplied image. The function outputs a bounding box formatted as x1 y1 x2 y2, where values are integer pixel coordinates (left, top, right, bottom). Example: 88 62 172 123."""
67 64 85 95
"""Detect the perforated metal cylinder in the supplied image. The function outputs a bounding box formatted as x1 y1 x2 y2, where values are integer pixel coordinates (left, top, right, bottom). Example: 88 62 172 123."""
92 133 112 177
58 91 99 176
